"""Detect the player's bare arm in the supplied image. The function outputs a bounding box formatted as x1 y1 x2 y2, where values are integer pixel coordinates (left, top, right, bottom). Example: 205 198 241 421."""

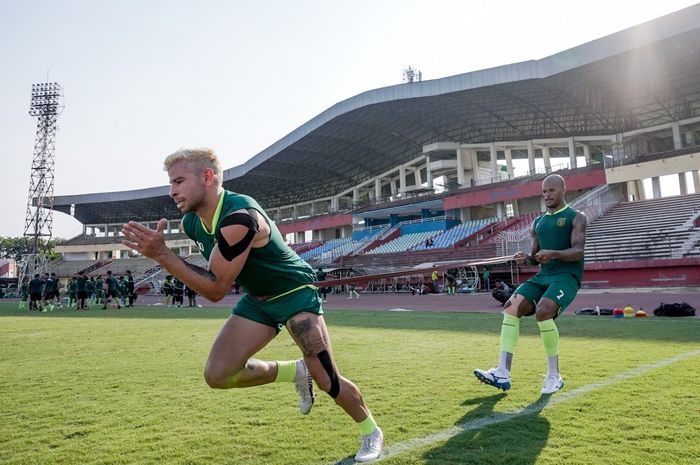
535 212 587 263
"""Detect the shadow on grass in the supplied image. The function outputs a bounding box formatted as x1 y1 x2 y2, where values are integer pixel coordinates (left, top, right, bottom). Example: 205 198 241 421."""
422 393 551 465
1 304 699 343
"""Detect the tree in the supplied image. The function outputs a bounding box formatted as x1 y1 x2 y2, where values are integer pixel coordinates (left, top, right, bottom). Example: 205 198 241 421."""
0 236 65 261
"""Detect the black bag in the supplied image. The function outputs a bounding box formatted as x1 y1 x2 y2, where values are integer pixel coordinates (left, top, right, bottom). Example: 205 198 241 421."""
574 307 614 316
653 302 696 317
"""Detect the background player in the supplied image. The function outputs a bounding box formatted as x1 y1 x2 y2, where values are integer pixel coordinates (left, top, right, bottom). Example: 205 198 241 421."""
474 174 586 394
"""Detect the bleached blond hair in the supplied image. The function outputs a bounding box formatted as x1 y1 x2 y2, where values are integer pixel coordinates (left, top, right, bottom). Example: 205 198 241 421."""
163 148 223 187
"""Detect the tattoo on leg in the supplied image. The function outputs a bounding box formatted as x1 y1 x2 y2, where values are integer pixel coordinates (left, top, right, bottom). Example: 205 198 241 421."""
289 317 326 357
289 318 313 337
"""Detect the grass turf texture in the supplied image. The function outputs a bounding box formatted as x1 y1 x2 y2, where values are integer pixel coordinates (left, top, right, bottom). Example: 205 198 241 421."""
1 302 698 465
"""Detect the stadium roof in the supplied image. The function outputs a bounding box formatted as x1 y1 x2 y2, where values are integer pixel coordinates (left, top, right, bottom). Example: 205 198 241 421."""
53 4 700 225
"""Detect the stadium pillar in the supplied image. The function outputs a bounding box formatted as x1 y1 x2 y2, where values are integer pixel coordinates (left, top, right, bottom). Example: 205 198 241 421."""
679 172 688 195
414 166 422 186
583 144 592 165
399 165 407 195
672 122 682 149
568 137 577 169
651 177 662 199
468 150 478 185
627 180 640 201
611 133 623 165
456 146 466 187
542 146 551 172
504 148 514 178
527 141 535 175
352 189 359 206
390 178 397 197
426 155 434 189
636 179 646 200
331 196 338 212
375 178 382 202
489 143 498 181
692 171 700 194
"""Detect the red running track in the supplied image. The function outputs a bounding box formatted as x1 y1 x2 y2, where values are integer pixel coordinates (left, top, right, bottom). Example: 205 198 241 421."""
142 288 700 317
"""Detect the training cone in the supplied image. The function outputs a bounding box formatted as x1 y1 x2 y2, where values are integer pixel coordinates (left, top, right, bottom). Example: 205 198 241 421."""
613 307 624 319
635 310 647 317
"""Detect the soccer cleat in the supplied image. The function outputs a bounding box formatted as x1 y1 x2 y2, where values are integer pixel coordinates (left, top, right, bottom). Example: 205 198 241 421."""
294 360 315 415
541 374 564 394
473 368 511 391
355 427 383 462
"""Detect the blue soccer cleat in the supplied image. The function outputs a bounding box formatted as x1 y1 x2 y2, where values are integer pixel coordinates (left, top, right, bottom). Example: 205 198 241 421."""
473 367 512 391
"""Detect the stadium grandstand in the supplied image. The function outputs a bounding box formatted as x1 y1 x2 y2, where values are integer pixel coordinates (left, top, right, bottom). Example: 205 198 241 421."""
47 5 700 292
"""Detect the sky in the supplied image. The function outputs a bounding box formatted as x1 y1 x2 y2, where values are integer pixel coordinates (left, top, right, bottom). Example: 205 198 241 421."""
1 0 698 239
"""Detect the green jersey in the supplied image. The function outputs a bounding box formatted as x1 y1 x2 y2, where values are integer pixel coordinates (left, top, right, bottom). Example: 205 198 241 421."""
21 282 29 298
95 278 104 295
533 205 584 282
182 190 315 297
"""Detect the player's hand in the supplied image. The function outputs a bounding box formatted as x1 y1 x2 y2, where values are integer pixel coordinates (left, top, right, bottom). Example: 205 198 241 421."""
534 249 558 264
121 218 169 260
513 251 527 265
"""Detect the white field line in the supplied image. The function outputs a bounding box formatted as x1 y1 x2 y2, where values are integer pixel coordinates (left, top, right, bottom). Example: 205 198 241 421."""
326 348 700 465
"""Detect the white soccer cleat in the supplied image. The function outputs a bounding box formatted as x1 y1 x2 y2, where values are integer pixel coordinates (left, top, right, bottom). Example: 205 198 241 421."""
355 427 383 462
541 374 564 394
294 360 315 415
473 367 511 391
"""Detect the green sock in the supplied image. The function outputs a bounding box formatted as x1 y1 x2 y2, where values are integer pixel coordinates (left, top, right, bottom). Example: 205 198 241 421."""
500 313 520 354
274 360 297 383
357 413 377 435
537 319 559 357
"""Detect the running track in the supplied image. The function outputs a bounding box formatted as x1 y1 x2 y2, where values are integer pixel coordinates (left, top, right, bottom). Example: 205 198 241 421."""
144 287 700 317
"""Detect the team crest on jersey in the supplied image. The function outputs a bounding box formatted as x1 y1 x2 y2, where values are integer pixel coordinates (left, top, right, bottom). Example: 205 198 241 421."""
197 241 205 250
556 218 567 227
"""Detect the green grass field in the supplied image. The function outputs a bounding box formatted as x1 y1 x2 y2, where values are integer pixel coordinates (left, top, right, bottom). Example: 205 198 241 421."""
1 302 699 465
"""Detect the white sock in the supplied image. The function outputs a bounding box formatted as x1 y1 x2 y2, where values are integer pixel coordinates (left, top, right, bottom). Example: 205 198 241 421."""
293 359 305 384
546 355 559 377
496 351 512 376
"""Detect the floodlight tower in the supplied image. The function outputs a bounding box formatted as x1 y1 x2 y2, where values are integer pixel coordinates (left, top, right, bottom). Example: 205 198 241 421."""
19 82 64 288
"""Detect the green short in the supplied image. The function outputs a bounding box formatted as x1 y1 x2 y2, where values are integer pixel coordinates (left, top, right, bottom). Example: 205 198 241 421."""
233 285 323 333
514 272 580 315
